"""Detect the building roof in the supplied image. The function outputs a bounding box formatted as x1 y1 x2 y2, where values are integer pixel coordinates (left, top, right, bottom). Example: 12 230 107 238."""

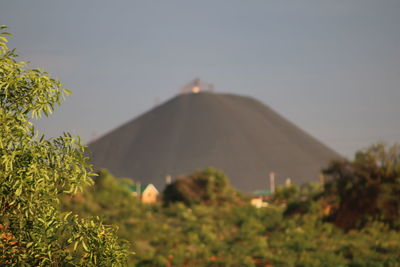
253 190 273 196
123 183 158 194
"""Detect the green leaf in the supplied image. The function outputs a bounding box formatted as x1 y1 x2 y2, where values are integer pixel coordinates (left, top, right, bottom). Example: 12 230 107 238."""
82 241 89 252
64 211 72 220
73 241 79 251
15 186 22 196
63 89 72 95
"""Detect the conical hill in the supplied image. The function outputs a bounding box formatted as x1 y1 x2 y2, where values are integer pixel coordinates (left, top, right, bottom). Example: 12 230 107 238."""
88 92 340 192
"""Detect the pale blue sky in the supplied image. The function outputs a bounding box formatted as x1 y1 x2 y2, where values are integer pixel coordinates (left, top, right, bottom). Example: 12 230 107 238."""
1 0 399 157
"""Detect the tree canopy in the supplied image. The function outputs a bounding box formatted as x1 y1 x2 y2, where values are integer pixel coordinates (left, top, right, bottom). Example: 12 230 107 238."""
63 165 400 266
323 143 400 230
0 26 128 266
163 167 245 206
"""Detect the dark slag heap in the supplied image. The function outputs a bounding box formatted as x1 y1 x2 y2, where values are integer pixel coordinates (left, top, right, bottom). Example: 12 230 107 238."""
88 92 340 192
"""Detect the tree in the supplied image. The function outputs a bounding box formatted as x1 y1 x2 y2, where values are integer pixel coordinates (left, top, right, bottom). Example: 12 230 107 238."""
323 143 400 230
163 167 244 206
0 26 129 266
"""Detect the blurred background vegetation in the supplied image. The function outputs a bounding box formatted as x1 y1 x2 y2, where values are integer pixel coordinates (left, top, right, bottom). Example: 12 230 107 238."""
62 144 400 266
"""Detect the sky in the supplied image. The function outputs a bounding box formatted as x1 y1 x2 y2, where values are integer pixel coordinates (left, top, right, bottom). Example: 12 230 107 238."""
1 0 399 158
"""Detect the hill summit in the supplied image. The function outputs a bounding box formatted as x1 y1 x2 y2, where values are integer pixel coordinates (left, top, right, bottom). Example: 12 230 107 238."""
88 92 339 192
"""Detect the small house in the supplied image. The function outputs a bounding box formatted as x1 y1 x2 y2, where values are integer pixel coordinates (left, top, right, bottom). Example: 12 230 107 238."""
250 189 272 208
129 183 159 204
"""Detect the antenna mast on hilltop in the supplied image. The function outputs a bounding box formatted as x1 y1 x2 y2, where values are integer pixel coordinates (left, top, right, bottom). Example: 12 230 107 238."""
179 78 215 94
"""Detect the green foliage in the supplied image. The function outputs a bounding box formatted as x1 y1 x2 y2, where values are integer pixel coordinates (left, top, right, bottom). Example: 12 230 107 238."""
323 143 400 230
0 27 128 266
64 164 400 266
272 184 300 203
61 169 138 262
163 167 245 206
